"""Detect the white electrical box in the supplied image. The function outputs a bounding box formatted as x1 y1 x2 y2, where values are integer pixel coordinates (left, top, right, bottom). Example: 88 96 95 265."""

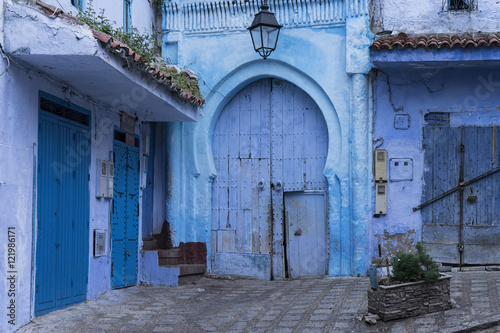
98 159 107 198
375 183 387 215
96 159 114 198
108 162 114 198
93 229 106 257
374 149 387 181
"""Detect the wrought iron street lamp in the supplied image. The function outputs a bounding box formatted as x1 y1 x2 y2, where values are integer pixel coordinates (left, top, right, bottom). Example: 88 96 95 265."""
247 0 282 59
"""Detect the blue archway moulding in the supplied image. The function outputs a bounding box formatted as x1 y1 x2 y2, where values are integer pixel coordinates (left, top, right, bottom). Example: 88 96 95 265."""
181 59 358 276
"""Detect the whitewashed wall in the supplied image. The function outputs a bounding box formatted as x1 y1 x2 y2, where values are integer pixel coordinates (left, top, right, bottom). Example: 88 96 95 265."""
37 0 154 34
372 0 500 34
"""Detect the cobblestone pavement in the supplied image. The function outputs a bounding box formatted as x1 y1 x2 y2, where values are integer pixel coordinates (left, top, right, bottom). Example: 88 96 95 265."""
17 271 500 333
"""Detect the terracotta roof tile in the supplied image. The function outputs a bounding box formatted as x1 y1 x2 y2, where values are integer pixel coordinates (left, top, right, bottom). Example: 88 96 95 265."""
35 0 204 107
370 32 500 51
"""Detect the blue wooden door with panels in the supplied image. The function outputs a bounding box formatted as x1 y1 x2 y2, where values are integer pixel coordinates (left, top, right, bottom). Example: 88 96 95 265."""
422 126 500 265
36 97 90 316
212 79 328 279
111 139 139 289
284 192 327 278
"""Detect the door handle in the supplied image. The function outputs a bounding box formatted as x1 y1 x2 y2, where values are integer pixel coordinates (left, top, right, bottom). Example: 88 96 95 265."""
294 229 302 236
275 180 283 191
257 178 265 189
125 251 131 257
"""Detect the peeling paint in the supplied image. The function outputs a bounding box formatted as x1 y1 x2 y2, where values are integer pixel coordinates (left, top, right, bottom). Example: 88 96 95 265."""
375 229 416 257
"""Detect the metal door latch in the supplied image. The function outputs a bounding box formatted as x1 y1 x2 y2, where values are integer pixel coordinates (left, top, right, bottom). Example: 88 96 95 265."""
275 180 283 191
125 250 131 256
294 229 302 236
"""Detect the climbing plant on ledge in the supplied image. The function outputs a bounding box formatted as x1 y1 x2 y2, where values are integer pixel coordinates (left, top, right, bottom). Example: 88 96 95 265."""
75 0 202 99
76 1 159 63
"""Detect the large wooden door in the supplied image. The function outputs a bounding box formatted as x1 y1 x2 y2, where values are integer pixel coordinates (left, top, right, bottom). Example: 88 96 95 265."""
422 126 500 264
211 79 328 279
36 97 90 316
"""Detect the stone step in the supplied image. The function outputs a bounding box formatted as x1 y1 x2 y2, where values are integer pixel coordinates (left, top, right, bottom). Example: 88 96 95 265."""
178 273 204 285
178 264 206 276
157 249 180 258
158 258 180 266
157 263 206 276
142 239 158 251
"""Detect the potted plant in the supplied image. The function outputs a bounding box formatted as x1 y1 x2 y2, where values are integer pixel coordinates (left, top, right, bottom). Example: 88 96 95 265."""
367 242 454 321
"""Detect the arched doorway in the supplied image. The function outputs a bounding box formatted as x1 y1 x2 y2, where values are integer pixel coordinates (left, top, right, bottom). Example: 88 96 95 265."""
211 78 329 279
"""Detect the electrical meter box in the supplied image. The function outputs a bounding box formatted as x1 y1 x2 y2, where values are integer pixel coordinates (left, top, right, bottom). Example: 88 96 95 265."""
108 162 114 198
375 183 387 215
374 149 387 181
93 229 106 257
96 159 114 198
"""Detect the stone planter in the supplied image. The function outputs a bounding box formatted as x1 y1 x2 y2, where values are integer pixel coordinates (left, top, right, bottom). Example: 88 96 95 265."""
367 273 454 321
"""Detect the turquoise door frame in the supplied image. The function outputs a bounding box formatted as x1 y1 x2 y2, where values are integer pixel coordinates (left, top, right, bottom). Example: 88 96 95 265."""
35 93 90 316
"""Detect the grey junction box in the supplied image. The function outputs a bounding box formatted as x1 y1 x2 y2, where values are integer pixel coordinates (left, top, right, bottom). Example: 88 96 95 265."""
390 158 413 181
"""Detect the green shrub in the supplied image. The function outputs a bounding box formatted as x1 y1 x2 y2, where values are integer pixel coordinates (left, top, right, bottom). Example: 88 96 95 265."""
392 242 440 283
76 1 160 64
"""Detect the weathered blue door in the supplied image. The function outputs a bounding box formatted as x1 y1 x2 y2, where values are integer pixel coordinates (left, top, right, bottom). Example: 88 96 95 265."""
422 126 500 264
111 139 139 288
212 79 328 279
36 97 90 316
284 192 327 278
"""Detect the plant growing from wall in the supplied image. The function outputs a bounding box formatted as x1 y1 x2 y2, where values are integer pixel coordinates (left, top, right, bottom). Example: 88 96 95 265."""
392 242 440 283
75 1 202 99
76 1 159 63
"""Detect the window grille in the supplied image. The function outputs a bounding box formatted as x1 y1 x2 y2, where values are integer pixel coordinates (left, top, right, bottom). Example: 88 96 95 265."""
424 112 450 126
40 97 89 126
443 0 477 11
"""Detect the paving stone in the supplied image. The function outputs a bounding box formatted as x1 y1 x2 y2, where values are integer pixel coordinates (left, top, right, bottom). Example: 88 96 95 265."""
152 327 174 332
270 328 293 333
121 326 142 331
390 322 406 333
277 321 299 327
305 321 326 328
15 272 500 333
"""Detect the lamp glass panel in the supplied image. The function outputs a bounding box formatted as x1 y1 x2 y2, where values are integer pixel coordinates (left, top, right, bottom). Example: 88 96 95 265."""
261 26 279 49
250 27 263 50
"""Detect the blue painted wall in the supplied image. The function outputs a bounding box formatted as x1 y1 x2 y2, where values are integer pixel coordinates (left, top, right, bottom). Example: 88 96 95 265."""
162 0 373 277
371 63 500 258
